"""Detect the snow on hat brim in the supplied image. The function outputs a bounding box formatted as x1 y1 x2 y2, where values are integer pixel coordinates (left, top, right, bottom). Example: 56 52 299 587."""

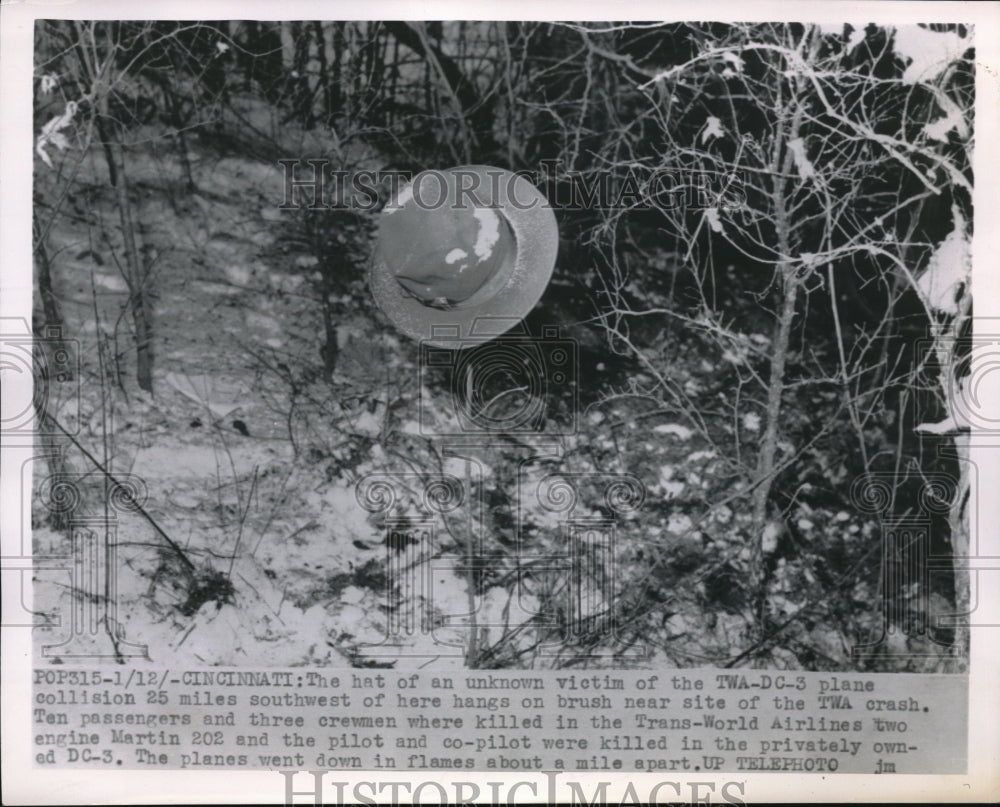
370 165 558 348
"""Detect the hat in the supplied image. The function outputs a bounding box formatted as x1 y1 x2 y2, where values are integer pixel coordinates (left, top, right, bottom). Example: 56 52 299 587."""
370 165 558 348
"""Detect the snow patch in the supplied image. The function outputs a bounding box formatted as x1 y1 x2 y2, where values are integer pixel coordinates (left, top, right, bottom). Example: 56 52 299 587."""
353 409 381 436
661 479 684 499
704 208 724 234
917 206 969 315
472 208 501 260
653 423 693 440
702 116 725 143
223 264 251 286
893 26 970 85
341 586 365 605
667 513 693 534
384 183 413 214
788 138 816 180
657 465 683 498
762 522 782 554
92 273 129 293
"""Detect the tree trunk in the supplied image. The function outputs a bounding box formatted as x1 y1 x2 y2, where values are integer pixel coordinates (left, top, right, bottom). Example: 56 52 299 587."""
384 21 496 156
312 22 332 125
749 267 797 636
106 135 154 394
32 219 70 366
948 435 970 665
331 22 344 118
747 38 813 645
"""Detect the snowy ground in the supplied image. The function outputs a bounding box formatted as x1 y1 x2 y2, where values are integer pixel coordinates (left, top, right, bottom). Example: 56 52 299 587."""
30 113 943 671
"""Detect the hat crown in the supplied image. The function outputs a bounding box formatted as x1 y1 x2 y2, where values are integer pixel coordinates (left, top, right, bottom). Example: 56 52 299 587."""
378 173 516 306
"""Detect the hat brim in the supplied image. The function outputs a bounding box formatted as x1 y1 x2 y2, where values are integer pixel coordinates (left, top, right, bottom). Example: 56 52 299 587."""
370 165 558 348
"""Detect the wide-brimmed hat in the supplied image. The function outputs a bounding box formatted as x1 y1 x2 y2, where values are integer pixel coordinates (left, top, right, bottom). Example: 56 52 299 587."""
370 165 558 348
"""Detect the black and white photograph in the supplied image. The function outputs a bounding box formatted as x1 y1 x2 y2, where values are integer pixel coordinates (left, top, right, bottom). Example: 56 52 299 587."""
2 2 998 803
